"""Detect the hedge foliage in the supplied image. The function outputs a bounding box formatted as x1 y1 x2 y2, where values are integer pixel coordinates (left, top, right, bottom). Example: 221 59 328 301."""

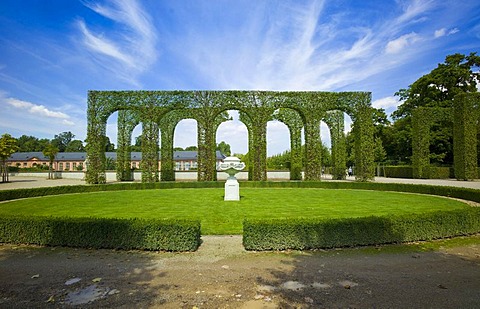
2 181 480 251
86 90 374 184
243 208 480 250
382 166 413 178
0 216 200 251
1 181 480 203
411 93 479 180
453 93 479 180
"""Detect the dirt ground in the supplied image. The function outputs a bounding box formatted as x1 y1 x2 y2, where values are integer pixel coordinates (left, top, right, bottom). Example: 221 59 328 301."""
1 235 479 309
1 176 480 308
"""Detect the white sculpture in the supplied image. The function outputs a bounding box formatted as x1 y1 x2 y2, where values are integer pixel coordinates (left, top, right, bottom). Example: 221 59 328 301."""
218 156 245 201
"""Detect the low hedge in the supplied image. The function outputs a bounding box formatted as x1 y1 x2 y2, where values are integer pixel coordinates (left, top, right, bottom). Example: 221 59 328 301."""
379 166 456 179
0 181 223 202
1 181 480 203
243 208 480 250
382 166 413 178
0 216 201 251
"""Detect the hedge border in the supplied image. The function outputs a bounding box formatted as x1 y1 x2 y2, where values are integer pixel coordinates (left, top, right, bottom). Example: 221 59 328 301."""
243 208 480 250
1 180 480 203
1 181 479 251
0 216 201 251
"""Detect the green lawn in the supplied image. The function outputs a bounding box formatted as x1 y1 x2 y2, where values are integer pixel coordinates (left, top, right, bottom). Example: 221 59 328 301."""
0 188 469 234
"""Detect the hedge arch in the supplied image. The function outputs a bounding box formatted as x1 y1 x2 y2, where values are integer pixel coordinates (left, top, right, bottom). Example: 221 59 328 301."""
411 93 480 180
273 108 303 180
86 91 374 184
411 107 452 179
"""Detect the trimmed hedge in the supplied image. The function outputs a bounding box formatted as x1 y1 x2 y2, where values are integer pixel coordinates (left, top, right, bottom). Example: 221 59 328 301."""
2 181 479 203
243 208 480 250
380 166 456 179
382 166 413 178
0 181 223 202
0 216 200 251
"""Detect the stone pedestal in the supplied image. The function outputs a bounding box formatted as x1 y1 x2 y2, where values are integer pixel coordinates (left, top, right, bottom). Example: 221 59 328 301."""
224 177 240 201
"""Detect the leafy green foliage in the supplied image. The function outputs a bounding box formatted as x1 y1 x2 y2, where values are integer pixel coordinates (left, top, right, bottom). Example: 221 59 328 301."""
216 141 231 156
0 216 200 251
454 93 479 180
243 208 480 250
42 142 59 180
0 133 19 182
87 90 375 184
393 52 480 168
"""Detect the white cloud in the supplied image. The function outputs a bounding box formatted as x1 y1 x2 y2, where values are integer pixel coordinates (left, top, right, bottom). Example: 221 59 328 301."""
171 0 443 93
4 97 70 120
396 0 435 24
77 0 157 84
372 96 400 110
434 27 459 38
385 32 420 54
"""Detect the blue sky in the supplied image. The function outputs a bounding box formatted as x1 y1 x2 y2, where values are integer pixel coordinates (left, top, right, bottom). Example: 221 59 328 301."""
1 0 479 155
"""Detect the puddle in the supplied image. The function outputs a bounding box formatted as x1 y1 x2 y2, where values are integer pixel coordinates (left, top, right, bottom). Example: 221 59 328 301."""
64 285 104 305
281 281 306 290
338 280 359 288
65 278 81 286
312 282 331 289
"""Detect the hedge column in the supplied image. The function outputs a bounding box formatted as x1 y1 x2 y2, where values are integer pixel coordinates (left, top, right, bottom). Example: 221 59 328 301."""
304 114 323 181
454 93 479 180
116 110 139 181
324 110 346 180
140 119 159 182
85 91 107 184
353 104 375 181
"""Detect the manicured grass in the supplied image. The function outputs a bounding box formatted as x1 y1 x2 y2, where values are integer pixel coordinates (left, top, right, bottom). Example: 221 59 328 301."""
0 188 469 234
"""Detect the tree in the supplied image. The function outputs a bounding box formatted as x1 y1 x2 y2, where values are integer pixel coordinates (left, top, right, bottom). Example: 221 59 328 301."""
216 141 231 156
52 131 75 152
43 143 59 179
65 140 85 152
16 135 49 152
392 52 480 166
394 53 480 118
185 146 198 151
104 136 115 152
0 133 19 182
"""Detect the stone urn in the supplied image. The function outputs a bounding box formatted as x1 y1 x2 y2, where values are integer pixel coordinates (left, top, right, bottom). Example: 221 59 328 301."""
218 156 245 201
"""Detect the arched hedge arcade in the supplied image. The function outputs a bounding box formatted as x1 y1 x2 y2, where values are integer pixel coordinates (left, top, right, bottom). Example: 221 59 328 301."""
86 91 375 184
411 93 480 180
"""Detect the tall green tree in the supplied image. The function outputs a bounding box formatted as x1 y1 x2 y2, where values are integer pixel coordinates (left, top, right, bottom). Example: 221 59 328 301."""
16 135 50 152
52 131 75 152
393 52 480 166
0 133 19 182
65 140 85 152
43 142 59 179
216 141 231 156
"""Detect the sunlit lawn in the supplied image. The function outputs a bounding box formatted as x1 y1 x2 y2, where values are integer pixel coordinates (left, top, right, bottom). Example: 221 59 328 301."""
0 188 469 234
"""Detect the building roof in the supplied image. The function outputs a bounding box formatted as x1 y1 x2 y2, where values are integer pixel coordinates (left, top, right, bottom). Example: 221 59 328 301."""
8 151 226 161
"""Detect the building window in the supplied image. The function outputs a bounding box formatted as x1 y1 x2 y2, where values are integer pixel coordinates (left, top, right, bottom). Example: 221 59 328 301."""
185 162 190 170
66 163 70 170
59 163 63 171
73 162 77 169
175 162 181 171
